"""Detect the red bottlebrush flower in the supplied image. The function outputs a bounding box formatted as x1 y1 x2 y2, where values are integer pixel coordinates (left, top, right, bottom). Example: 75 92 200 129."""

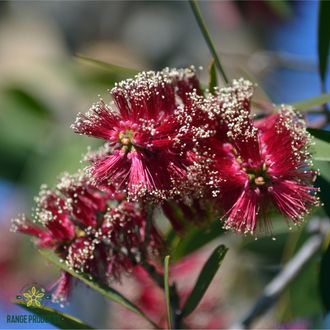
12 172 163 299
11 189 75 249
208 79 319 234
52 272 72 304
66 237 96 271
100 201 163 280
72 67 215 201
11 175 109 272
56 172 110 228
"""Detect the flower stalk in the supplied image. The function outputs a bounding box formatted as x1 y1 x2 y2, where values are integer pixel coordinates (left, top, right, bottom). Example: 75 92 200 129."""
189 0 229 84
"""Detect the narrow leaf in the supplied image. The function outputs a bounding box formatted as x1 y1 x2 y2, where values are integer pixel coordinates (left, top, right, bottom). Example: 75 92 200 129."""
316 175 330 218
180 244 228 317
308 128 330 142
16 302 93 329
320 243 330 312
208 60 218 94
5 87 53 119
314 160 330 218
292 93 330 111
313 137 330 161
189 0 229 84
76 54 139 77
164 255 173 329
39 250 159 329
318 0 330 89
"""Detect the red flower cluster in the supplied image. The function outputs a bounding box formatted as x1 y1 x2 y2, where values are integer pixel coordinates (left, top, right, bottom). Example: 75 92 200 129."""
12 173 162 301
12 68 320 306
205 80 319 234
72 67 215 202
72 70 319 235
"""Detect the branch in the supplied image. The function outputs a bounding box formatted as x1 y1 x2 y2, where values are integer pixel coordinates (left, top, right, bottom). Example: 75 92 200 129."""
232 219 330 329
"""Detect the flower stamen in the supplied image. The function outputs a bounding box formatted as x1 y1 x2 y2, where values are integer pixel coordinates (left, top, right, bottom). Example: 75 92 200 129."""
254 176 265 186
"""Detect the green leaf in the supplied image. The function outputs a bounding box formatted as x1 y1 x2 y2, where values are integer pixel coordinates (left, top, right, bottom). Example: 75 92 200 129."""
308 128 330 142
318 0 330 89
316 175 330 218
319 243 330 312
39 250 159 329
75 54 139 77
315 160 330 182
292 93 330 111
171 220 225 261
264 0 292 19
180 244 228 318
314 160 330 218
16 302 93 329
164 255 173 329
313 137 330 161
208 60 218 94
5 87 53 118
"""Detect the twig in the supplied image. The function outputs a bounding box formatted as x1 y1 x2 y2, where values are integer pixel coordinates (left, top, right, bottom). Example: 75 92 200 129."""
231 220 329 329
189 0 229 84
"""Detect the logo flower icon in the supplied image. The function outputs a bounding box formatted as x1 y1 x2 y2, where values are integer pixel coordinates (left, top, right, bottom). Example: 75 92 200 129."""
23 286 45 307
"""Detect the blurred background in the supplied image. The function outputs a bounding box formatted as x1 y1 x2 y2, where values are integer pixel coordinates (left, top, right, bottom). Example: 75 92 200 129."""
0 1 329 329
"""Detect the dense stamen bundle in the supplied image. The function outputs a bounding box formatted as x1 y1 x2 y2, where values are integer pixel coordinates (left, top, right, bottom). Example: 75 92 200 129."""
11 173 162 301
203 80 320 234
72 67 216 202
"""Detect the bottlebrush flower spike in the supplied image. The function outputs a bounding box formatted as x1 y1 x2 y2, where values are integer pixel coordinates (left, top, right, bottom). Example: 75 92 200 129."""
11 187 75 249
207 79 320 234
72 67 216 202
100 202 163 280
51 272 72 304
11 175 110 271
12 172 163 300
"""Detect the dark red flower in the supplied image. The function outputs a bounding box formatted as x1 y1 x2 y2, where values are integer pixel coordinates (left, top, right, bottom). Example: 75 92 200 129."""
56 172 110 228
12 172 163 298
101 201 163 280
207 79 319 234
52 272 72 304
11 189 75 249
72 67 215 201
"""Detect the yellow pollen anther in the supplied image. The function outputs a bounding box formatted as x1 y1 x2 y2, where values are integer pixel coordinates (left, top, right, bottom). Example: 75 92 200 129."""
254 176 265 186
121 137 131 145
76 229 86 238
